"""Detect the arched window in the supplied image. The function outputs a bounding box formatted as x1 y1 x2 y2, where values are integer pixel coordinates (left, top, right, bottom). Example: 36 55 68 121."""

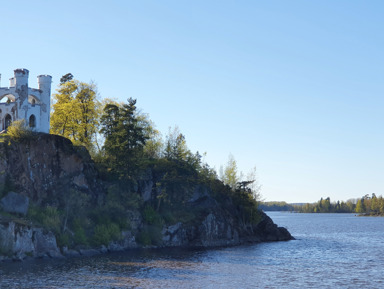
29 115 36 128
4 114 12 130
32 99 36 106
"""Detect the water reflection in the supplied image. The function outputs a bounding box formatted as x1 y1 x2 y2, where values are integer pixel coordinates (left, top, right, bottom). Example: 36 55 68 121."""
2 214 384 288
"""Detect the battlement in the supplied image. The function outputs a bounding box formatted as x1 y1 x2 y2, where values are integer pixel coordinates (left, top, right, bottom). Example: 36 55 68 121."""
0 69 52 133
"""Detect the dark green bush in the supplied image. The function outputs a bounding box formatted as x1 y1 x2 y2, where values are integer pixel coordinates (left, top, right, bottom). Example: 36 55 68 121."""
28 205 61 233
136 225 162 246
142 205 162 225
92 223 121 246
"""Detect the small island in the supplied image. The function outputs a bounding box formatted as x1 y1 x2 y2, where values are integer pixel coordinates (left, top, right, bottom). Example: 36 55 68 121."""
0 70 293 261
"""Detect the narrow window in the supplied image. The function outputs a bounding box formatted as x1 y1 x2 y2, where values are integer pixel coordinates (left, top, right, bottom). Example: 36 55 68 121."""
29 115 36 128
4 114 12 130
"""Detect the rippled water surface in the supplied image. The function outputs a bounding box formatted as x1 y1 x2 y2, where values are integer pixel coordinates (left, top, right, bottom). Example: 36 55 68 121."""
1 212 384 288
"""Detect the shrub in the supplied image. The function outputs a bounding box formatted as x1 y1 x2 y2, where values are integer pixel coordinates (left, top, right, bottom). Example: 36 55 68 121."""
6 120 36 141
28 205 61 234
56 232 71 248
142 205 162 225
92 223 121 246
136 225 162 246
73 226 88 246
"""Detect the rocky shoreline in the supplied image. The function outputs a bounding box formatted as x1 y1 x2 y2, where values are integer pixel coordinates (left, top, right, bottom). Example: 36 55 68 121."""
0 134 293 262
0 211 293 262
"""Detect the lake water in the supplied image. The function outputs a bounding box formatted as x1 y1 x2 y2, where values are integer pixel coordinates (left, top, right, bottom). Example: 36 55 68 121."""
1 212 384 288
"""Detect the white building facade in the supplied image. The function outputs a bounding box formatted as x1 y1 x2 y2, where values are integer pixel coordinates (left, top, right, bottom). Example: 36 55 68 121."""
0 69 51 133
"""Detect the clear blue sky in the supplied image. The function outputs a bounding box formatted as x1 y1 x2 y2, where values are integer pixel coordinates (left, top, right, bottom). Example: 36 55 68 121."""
1 0 384 203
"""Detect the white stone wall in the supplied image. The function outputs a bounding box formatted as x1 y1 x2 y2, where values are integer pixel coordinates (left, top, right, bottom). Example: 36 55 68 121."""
0 69 51 133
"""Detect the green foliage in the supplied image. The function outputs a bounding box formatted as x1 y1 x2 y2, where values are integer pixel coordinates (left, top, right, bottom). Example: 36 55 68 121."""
90 183 142 231
28 205 61 233
50 77 100 152
142 205 162 225
73 219 88 246
61 189 91 234
137 204 164 246
100 98 149 177
287 194 384 215
60 73 73 84
46 78 275 249
355 199 365 213
294 197 357 213
259 201 295 211
6 120 36 141
164 126 190 161
136 225 162 246
92 223 121 246
56 232 71 248
232 188 261 225
152 159 197 211
136 227 152 246
143 124 163 159
354 194 384 215
220 154 238 190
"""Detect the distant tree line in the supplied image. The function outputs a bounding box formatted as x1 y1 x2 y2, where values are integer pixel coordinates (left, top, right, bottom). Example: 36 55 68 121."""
261 194 384 216
258 202 295 212
354 194 384 215
294 197 356 213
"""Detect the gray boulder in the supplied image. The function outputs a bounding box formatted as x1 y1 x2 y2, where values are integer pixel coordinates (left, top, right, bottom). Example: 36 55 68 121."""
33 229 62 258
0 192 29 216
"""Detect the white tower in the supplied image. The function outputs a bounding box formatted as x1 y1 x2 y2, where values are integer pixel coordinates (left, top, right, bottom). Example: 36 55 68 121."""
37 75 52 133
14 69 30 107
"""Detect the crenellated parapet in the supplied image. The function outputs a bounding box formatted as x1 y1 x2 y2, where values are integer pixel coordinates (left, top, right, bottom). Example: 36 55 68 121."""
0 69 52 133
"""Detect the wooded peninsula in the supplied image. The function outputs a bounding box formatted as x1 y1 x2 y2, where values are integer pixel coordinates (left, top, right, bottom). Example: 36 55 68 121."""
0 74 292 260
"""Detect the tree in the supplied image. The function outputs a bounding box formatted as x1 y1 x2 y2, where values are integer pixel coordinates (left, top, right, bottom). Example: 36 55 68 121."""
245 166 262 201
370 193 380 214
60 73 74 84
220 154 238 190
100 98 149 177
50 76 100 152
139 114 162 159
355 198 365 213
164 126 190 161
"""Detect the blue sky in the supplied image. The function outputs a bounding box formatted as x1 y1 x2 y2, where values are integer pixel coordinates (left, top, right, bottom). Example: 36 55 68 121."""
1 0 384 203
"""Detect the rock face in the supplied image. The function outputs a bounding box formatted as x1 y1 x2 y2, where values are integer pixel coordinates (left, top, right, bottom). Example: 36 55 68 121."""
0 134 293 260
0 192 29 216
160 200 293 248
0 134 104 260
0 134 103 205
0 221 61 260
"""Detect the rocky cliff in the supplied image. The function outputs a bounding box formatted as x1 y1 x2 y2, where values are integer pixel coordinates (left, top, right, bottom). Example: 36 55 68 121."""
0 134 293 261
0 133 103 205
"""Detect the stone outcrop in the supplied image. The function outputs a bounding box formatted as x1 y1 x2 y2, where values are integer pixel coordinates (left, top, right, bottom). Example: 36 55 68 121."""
0 221 61 260
160 200 292 248
0 134 103 205
0 192 29 216
0 134 293 261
